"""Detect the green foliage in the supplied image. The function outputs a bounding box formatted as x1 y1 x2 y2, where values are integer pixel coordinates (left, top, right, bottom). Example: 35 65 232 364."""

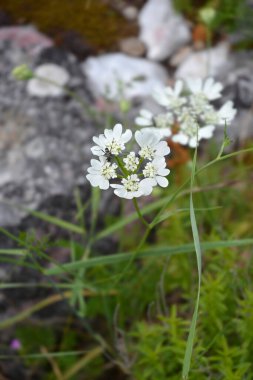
173 0 253 45
130 247 253 380
1 139 253 379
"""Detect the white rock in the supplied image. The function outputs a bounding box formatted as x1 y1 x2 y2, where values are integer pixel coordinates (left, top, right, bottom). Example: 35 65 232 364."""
82 53 169 100
27 63 70 97
175 43 231 80
138 0 191 61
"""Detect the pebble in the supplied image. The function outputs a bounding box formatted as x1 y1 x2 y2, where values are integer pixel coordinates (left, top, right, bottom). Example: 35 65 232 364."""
119 37 146 57
169 46 193 67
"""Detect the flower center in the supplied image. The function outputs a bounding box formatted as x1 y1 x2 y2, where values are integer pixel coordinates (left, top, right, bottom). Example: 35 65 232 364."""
106 138 124 155
139 146 155 160
143 162 156 178
190 94 209 114
154 113 173 129
122 175 140 192
202 108 219 124
123 152 139 172
169 96 186 109
101 162 117 180
179 111 200 138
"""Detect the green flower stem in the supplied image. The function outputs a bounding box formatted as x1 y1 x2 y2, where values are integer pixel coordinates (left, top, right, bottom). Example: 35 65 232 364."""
132 198 150 228
115 156 128 176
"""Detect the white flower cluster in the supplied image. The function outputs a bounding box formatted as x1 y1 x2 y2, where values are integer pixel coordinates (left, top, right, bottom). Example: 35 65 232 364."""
135 78 237 148
86 124 170 199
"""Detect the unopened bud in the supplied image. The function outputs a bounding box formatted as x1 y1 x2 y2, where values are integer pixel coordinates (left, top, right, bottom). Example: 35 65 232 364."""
12 64 34 81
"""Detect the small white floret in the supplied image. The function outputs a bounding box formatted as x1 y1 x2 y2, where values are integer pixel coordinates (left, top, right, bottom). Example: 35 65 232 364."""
86 157 118 190
91 124 132 156
135 129 170 160
27 63 69 97
186 77 223 101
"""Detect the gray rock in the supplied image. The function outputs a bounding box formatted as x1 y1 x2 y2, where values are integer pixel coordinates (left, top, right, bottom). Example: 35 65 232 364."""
138 0 191 61
119 37 146 57
82 53 169 100
223 51 253 108
0 41 117 228
175 43 231 80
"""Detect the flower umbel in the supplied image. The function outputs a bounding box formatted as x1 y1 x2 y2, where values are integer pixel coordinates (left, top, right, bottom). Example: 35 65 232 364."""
86 125 170 199
135 77 237 148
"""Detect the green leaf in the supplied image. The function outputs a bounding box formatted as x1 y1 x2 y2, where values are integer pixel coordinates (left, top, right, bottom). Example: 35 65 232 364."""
44 239 253 275
24 209 84 234
0 249 27 255
0 203 83 234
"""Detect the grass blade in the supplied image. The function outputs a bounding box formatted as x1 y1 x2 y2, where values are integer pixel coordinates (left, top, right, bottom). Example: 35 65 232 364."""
0 249 27 255
182 148 201 379
44 238 253 275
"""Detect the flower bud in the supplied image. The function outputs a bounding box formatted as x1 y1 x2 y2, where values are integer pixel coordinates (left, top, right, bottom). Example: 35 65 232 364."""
199 7 216 27
12 64 34 81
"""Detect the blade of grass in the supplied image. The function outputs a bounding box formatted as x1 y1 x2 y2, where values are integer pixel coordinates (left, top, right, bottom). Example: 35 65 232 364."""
0 289 117 329
182 147 201 379
0 249 27 255
63 346 103 380
45 238 253 275
0 350 93 360
41 346 64 380
0 204 83 234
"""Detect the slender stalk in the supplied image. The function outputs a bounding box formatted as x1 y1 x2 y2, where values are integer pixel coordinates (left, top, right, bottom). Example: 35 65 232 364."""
132 198 150 228
115 156 128 176
35 75 98 119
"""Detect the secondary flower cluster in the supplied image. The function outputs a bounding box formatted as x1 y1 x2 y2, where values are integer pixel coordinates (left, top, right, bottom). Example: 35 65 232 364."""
135 78 237 148
86 124 170 199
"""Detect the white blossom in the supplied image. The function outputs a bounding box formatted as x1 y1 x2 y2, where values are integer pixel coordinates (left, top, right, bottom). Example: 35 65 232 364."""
135 109 154 127
91 123 132 156
142 157 170 188
172 123 215 148
153 80 186 109
135 109 172 138
86 157 118 190
217 101 237 126
27 64 69 97
186 77 223 101
111 174 153 199
135 129 170 160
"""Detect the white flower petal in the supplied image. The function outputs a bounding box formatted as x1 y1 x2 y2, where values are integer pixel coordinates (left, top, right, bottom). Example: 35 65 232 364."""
156 176 168 187
135 116 152 126
140 178 156 194
121 129 132 143
158 168 170 176
189 137 198 148
91 146 104 156
155 141 170 156
172 133 189 145
113 123 123 139
198 125 215 139
174 80 184 96
140 109 153 119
